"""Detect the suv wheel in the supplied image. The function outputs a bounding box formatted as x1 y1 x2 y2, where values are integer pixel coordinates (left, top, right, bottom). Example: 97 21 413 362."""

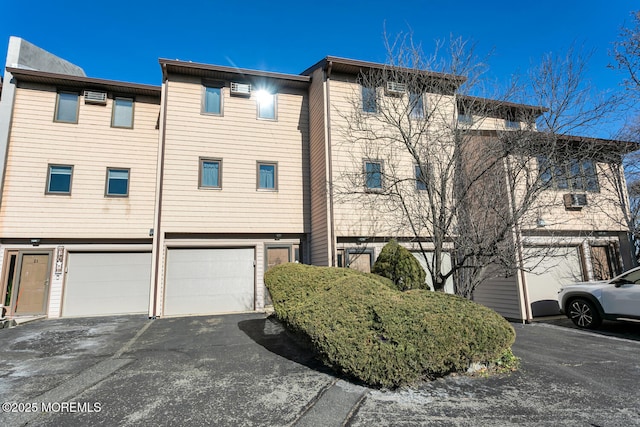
568 298 602 329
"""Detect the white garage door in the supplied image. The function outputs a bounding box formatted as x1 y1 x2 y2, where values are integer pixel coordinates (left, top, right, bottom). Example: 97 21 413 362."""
412 251 455 294
524 247 583 317
164 248 255 316
62 252 151 317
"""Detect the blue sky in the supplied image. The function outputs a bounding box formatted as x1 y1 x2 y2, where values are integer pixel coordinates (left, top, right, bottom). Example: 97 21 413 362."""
1 1 637 136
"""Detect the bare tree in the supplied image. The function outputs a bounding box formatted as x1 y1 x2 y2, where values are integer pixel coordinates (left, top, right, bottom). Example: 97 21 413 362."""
611 11 640 94
334 33 626 297
611 10 640 263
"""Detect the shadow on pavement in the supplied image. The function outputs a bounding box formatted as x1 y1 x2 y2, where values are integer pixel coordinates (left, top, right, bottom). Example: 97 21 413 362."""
237 316 334 375
539 317 640 342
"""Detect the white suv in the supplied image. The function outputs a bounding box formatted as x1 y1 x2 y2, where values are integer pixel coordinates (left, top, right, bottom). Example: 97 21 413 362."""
557 266 640 329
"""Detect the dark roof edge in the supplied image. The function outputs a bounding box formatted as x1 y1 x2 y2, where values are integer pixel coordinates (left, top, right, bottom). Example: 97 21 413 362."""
159 59 311 83
469 129 639 152
6 67 161 97
301 55 466 84
459 95 548 114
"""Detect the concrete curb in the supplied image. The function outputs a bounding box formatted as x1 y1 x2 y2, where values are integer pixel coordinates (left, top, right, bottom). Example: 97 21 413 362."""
292 379 369 427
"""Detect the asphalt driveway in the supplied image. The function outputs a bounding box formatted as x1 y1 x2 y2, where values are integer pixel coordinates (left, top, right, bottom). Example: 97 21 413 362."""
0 314 639 426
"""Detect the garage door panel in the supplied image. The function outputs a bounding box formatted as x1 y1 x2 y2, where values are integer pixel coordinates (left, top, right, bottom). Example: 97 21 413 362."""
524 247 582 317
164 248 255 316
411 251 455 294
63 252 151 317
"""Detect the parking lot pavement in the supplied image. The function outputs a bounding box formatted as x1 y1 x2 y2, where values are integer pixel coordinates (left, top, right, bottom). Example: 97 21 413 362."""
350 322 640 426
1 314 639 426
0 315 149 407
537 316 640 342
0 314 335 427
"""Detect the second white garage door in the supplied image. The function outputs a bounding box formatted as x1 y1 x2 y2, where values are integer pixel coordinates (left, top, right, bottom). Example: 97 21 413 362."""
524 246 583 317
164 248 255 316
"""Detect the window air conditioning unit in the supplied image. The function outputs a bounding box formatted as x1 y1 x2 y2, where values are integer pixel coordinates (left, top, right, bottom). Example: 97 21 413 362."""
386 81 406 96
84 90 107 105
230 82 251 96
563 193 588 209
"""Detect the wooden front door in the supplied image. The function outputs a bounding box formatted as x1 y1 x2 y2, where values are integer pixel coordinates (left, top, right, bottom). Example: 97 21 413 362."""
265 247 290 306
348 251 372 273
13 253 51 315
590 245 621 281
266 247 290 270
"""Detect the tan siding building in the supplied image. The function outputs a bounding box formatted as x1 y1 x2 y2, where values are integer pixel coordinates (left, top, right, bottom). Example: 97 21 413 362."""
0 66 161 319
1 82 159 238
0 39 636 323
151 60 311 318
307 67 332 266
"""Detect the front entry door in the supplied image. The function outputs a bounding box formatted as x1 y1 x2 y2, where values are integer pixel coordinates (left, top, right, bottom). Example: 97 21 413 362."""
591 245 621 281
265 247 291 305
13 253 51 315
347 250 373 273
266 247 290 270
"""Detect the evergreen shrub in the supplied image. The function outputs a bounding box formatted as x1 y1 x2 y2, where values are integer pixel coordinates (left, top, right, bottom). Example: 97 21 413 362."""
265 263 515 388
372 240 427 291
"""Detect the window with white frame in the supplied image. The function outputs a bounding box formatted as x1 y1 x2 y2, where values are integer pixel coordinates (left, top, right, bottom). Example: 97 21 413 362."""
112 97 134 128
54 92 79 123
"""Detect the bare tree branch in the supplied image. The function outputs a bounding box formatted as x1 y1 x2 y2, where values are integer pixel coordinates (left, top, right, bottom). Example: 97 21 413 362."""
334 33 634 297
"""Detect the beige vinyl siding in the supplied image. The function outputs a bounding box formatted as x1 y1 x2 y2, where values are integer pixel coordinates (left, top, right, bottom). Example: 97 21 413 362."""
473 265 524 321
328 74 457 238
329 75 400 237
160 75 309 233
0 83 160 238
308 68 331 265
465 115 527 131
517 161 630 233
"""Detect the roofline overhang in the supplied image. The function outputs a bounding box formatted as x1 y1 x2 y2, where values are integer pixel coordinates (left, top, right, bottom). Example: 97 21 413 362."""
159 59 311 89
458 95 548 118
6 67 161 97
301 55 467 87
468 129 640 153
556 134 640 153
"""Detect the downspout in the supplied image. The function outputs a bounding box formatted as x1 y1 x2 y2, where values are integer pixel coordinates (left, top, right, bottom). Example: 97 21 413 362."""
504 155 532 323
149 63 169 319
325 61 337 266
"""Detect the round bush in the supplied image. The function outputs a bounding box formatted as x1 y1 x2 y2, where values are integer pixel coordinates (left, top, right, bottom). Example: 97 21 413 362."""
265 263 515 388
372 240 427 291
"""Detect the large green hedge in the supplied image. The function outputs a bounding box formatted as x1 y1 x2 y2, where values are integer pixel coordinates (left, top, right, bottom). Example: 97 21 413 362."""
265 263 515 388
372 240 427 291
